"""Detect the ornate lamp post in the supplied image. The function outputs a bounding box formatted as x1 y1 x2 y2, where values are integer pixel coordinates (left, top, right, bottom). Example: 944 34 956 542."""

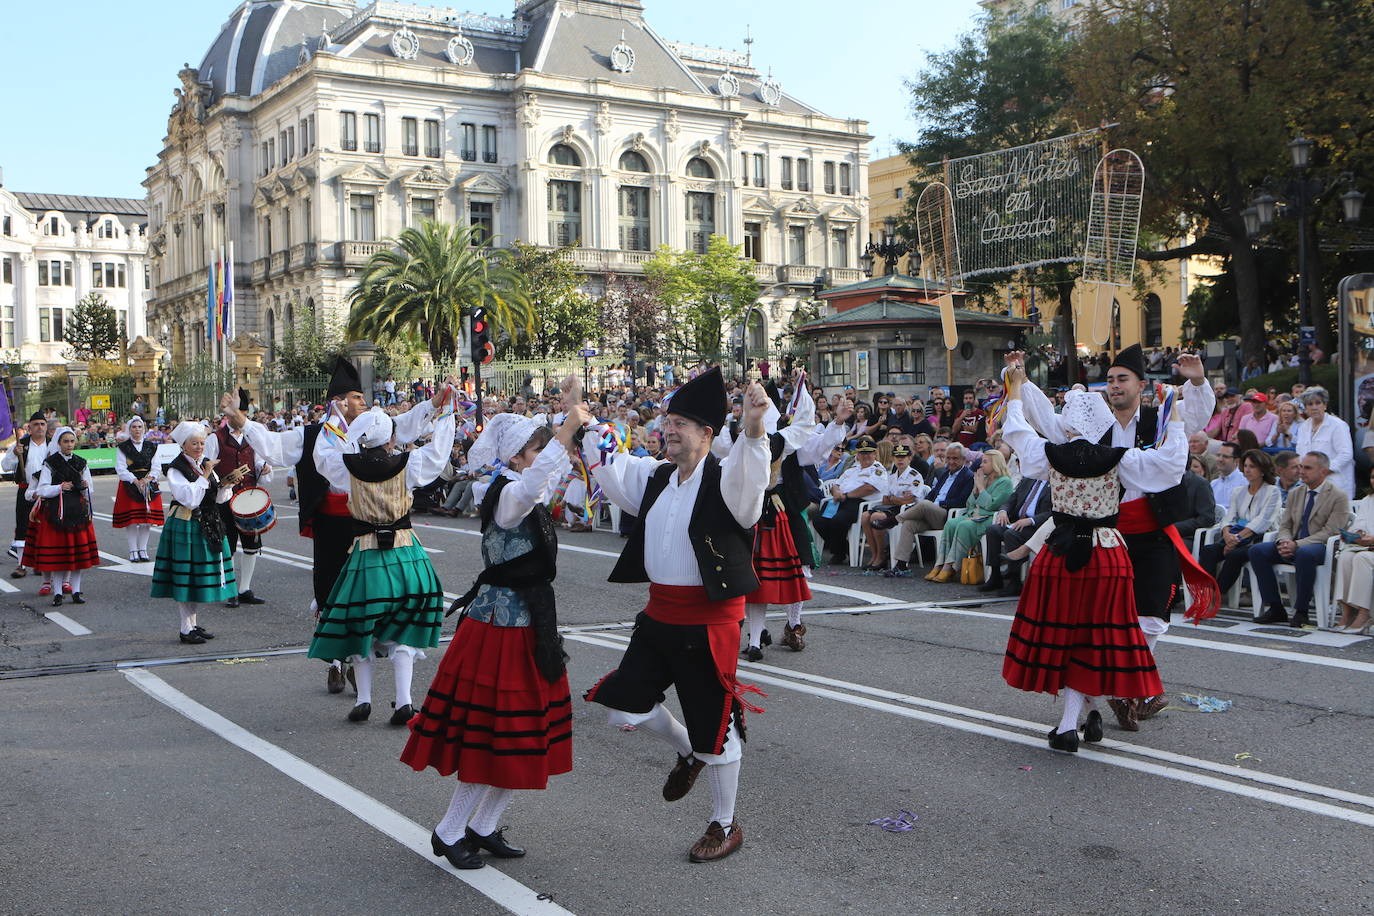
861 217 912 278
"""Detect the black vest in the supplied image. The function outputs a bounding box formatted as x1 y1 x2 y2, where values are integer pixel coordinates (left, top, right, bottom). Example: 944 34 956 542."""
1098 404 1191 528
609 455 759 601
118 438 157 478
296 423 331 533
43 453 90 529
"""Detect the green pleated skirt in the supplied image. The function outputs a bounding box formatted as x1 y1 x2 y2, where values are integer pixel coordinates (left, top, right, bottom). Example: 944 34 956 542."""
308 540 445 662
150 516 237 603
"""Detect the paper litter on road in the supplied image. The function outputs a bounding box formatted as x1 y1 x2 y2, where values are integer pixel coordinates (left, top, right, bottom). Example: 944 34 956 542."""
867 810 919 832
1177 694 1232 712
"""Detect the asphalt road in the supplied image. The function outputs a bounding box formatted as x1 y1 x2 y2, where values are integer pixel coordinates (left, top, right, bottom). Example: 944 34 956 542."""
2 471 1372 916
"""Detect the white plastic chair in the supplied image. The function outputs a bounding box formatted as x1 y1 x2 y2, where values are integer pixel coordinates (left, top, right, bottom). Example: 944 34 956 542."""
913 507 966 569
1250 531 1340 629
849 499 881 568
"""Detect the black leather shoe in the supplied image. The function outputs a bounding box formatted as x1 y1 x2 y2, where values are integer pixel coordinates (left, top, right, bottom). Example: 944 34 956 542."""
1047 727 1080 753
192 625 214 640
327 666 345 694
1289 612 1311 629
744 645 763 662
225 594 240 608
1081 710 1104 743
759 629 772 647
237 590 265 605
70 592 86 604
179 630 206 644
389 703 414 726
663 753 705 801
466 827 526 858
997 582 1023 598
10 567 27 579
977 578 1005 593
1254 606 1288 625
347 702 371 722
51 593 62 607
430 831 484 870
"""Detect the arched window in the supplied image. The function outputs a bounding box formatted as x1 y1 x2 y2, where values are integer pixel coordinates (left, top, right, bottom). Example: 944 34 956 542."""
746 310 766 353
686 157 715 179
619 150 649 172
1143 293 1163 348
549 143 581 166
265 309 276 364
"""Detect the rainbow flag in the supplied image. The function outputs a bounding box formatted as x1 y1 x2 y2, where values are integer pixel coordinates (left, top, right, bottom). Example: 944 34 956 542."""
322 403 349 445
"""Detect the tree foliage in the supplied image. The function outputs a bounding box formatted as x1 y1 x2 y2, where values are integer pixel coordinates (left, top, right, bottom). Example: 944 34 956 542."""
345 222 532 363
642 236 759 363
598 273 670 357
277 305 346 376
64 292 121 361
503 243 600 358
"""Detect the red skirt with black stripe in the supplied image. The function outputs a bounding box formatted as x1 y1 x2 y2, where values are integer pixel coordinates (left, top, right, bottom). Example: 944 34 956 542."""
401 617 572 790
112 485 164 527
22 512 100 572
745 507 812 606
1002 538 1163 699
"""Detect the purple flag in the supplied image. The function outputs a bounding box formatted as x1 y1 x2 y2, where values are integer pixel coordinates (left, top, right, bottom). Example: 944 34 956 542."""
0 381 15 443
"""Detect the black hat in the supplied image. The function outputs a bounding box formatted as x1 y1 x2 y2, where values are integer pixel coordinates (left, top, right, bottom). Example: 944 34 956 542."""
27 411 45 423
238 388 251 412
855 436 878 453
327 356 363 399
666 367 727 432
893 444 912 457
764 379 783 411
1109 344 1147 381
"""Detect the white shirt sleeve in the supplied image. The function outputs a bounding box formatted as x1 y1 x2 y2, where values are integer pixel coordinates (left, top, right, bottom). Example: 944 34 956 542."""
1018 378 1068 444
493 443 574 530
241 421 305 468
203 432 220 461
167 466 210 506
1177 380 1217 436
1001 400 1051 481
36 463 59 499
393 399 438 445
719 430 770 528
1117 420 1187 493
795 421 847 468
1 444 17 474
583 433 664 515
710 425 734 459
314 430 351 495
115 447 135 483
406 411 457 490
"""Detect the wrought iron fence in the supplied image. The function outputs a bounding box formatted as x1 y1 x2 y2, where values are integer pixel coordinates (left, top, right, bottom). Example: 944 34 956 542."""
79 376 136 420
262 370 329 413
159 359 236 421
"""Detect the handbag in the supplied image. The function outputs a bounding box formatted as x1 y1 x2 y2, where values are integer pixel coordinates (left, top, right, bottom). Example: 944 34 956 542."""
960 545 984 585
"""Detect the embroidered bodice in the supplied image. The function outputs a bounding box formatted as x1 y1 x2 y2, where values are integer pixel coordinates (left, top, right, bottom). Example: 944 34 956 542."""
1049 466 1121 520
464 515 540 627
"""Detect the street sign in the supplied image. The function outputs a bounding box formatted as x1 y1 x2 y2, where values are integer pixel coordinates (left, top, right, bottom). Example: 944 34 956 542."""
89 395 111 409
578 348 598 357
1300 325 1316 346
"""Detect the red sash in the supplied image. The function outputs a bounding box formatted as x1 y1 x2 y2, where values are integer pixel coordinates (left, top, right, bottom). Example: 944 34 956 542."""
319 492 351 517
1117 498 1219 624
645 584 765 714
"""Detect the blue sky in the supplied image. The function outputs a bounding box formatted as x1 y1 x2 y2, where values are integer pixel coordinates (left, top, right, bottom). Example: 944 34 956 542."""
0 0 984 200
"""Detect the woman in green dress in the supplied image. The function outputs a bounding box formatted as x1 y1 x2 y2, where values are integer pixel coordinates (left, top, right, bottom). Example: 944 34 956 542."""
930 450 1016 582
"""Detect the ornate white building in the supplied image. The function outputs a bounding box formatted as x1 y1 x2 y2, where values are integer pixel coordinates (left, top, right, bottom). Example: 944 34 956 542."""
0 183 150 372
144 0 872 365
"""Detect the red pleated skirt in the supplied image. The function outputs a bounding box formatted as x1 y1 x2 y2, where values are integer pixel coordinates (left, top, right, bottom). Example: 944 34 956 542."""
23 513 100 572
745 508 812 606
401 617 572 790
1002 539 1163 699
112 487 165 527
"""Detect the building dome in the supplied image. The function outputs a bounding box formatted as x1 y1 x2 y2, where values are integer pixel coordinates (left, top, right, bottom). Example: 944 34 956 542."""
198 0 355 101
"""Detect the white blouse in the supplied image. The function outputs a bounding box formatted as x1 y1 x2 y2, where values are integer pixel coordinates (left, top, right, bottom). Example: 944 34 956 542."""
1210 482 1282 537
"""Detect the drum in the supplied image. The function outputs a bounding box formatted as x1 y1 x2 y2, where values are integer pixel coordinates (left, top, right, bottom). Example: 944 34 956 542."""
230 487 276 536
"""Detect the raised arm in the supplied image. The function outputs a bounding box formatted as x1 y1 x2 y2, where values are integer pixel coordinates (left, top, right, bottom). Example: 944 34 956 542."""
1173 353 1216 436
492 442 573 530
720 381 772 528
240 420 305 468
405 411 457 490
1000 399 1050 482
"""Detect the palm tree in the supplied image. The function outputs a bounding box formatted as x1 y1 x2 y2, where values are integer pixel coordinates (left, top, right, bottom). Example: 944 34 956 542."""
346 221 532 363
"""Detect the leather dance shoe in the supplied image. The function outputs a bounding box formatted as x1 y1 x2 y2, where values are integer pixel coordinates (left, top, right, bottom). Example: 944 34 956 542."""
759 629 772 647
179 630 206 645
780 623 807 652
663 753 706 802
10 566 28 578
70 592 85 605
689 820 744 863
1137 695 1169 720
743 646 763 662
347 702 371 722
192 625 214 640
1081 710 1104 743
1047 727 1080 753
1107 698 1139 732
1253 605 1288 625
430 831 484 870
37 582 51 596
327 666 345 694
389 703 415 726
237 590 265 605
51 593 62 607
466 827 526 858
224 594 240 608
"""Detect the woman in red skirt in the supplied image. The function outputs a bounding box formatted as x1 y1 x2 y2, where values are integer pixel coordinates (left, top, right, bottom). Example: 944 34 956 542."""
998 371 1177 752
401 400 583 870
112 417 164 562
25 427 100 606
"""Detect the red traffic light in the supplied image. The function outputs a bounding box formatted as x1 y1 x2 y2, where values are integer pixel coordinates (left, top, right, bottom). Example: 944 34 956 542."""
472 319 486 334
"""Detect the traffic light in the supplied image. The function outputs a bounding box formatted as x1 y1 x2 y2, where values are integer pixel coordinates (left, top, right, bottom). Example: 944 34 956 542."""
469 306 494 365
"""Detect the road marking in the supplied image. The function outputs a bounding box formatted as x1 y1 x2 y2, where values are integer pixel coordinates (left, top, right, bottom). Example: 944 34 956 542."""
0 577 19 593
122 668 574 916
45 612 92 636
565 632 1374 829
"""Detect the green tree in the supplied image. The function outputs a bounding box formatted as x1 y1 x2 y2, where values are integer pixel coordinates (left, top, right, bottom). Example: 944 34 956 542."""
277 304 346 376
643 235 759 362
599 273 670 358
504 243 600 358
64 292 121 360
345 222 532 363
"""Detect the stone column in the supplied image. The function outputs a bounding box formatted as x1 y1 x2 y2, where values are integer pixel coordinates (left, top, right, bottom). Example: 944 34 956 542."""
66 362 89 424
229 333 267 408
128 336 168 415
11 375 31 423
347 339 378 403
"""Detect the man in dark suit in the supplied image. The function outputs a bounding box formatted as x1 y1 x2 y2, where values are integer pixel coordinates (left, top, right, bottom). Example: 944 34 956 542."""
1173 468 1217 543
978 476 1052 596
888 443 976 576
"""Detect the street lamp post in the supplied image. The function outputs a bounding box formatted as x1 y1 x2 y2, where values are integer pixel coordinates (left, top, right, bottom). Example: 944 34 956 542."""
861 216 912 278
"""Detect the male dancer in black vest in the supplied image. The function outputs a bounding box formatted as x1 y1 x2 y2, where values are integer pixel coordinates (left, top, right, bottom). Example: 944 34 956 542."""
1010 344 1219 730
583 368 771 863
3 412 49 578
208 389 272 607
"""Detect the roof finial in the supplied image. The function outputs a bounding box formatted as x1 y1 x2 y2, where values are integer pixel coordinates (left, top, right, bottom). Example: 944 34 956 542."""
743 24 753 65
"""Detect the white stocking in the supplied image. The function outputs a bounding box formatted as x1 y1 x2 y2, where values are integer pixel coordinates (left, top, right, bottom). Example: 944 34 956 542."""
468 787 515 836
351 655 374 705
136 525 152 555
239 552 258 593
608 703 692 757
1139 615 1169 653
435 781 487 844
391 646 417 708
127 529 141 557
69 570 83 593
783 601 803 628
707 759 741 830
177 602 195 635
1057 687 1088 735
744 603 767 648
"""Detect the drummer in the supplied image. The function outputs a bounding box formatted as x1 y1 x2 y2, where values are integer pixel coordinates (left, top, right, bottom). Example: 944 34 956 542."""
205 389 273 608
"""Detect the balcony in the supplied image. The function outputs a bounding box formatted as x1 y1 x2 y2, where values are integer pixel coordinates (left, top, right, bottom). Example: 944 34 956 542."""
553 247 655 273
828 267 865 285
781 265 821 286
251 257 269 283
270 251 288 276
340 240 389 267
751 262 779 283
289 242 317 271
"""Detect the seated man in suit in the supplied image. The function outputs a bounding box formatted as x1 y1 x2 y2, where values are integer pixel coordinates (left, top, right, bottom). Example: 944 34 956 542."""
1250 450 1352 628
978 475 1052 596
886 443 975 577
1174 462 1218 544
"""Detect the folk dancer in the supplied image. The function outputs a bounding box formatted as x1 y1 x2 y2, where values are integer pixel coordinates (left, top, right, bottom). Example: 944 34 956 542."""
150 422 237 644
1011 344 1219 730
308 404 455 724
999 373 1174 751
582 368 771 863
402 397 582 869
206 390 273 607
112 416 165 562
26 428 100 605
2 412 49 578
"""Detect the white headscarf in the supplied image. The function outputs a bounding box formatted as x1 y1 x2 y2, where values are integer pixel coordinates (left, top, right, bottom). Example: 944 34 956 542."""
172 420 208 446
467 412 542 470
346 407 395 452
123 416 146 443
47 426 76 457
1062 390 1115 444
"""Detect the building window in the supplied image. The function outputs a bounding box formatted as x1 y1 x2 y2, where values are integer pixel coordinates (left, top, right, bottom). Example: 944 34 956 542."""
2 215 10 235
461 123 477 161
299 116 311 154
282 206 292 251
47 216 60 236
101 219 115 238
840 163 853 196
743 222 763 262
340 111 357 150
93 262 104 288
262 142 271 175
1 256 11 284
788 225 807 265
620 150 649 173
618 186 650 251
797 158 810 192
819 350 848 388
879 348 925 385
267 138 276 170
1144 293 1163 348
687 157 715 179
62 261 72 286
303 198 312 241
364 113 381 153
894 187 903 200
824 161 836 195
42 307 67 342
425 119 441 158
547 180 582 247
411 197 436 225
118 263 126 287
469 201 493 244
1 304 12 348
264 216 273 253
38 261 48 285
780 156 793 191
482 125 497 163
751 153 766 188
550 143 581 167
285 127 295 163
740 152 750 186
265 309 275 363
686 191 715 254
831 228 850 268
402 117 419 156
350 194 375 241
